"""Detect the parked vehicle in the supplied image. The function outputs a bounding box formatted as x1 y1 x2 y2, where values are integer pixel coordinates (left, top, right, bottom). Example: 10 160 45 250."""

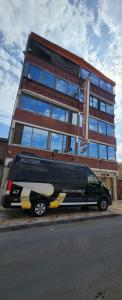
1 153 112 216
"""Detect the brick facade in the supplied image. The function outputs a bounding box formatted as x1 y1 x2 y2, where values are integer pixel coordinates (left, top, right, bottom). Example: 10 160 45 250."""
3 32 117 201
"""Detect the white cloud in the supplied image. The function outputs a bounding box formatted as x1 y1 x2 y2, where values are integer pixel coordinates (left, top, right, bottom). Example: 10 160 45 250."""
0 0 94 131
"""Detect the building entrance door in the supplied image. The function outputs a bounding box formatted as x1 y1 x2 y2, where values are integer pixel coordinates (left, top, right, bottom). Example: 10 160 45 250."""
101 177 113 199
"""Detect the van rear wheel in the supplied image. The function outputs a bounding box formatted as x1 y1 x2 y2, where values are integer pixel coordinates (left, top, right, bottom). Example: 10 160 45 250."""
97 198 108 211
31 200 47 217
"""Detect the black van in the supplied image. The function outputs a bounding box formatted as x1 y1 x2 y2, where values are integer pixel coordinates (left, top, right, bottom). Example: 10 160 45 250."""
2 154 112 216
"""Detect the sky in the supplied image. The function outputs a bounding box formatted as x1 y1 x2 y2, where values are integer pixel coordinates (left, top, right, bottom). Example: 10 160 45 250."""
0 0 122 160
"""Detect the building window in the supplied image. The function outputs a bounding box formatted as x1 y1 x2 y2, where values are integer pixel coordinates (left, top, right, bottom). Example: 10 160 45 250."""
23 62 29 77
91 73 100 87
28 65 42 83
21 126 48 150
106 83 113 94
100 101 106 112
42 70 55 88
107 124 114 137
99 144 107 159
79 89 84 102
106 104 114 115
80 68 90 79
63 136 76 154
67 82 78 98
72 112 78 126
100 79 106 90
90 96 98 109
108 146 116 160
19 94 51 117
88 142 98 158
80 114 83 127
31 128 48 149
56 78 67 94
89 117 98 132
52 106 66 122
21 126 32 147
51 132 64 152
70 136 76 154
98 120 106 135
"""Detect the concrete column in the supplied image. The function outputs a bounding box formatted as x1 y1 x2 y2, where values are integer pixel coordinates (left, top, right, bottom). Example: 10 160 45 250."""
113 174 117 204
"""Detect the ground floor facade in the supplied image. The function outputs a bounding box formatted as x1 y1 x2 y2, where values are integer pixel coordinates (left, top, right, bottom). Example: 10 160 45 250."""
1 143 118 203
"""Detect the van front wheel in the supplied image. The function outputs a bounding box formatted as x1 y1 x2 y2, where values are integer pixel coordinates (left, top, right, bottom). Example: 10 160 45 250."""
97 198 108 211
31 200 47 217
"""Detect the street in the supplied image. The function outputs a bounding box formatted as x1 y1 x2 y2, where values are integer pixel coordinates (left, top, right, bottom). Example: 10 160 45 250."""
0 217 122 300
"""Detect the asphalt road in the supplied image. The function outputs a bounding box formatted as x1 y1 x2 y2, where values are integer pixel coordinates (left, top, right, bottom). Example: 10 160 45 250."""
0 217 122 300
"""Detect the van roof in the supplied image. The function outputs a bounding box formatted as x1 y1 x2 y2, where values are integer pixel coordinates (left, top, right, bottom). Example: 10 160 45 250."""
15 153 88 168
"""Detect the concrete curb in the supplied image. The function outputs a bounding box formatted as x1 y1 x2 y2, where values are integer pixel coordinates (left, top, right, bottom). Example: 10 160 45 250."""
0 213 120 233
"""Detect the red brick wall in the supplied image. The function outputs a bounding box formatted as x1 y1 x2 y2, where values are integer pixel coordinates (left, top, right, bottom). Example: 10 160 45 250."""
25 53 115 103
21 78 115 124
7 144 117 171
14 108 116 146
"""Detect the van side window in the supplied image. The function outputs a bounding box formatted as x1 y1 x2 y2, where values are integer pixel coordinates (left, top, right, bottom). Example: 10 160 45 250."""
87 170 100 185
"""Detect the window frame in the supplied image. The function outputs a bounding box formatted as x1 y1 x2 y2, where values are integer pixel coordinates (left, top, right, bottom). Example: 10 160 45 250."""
88 142 98 158
89 117 98 132
99 143 107 160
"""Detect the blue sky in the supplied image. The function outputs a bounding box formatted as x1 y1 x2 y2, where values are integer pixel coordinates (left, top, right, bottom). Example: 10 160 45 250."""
0 0 122 159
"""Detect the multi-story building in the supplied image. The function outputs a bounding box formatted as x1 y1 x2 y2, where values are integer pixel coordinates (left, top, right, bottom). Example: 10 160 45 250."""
3 32 117 200
0 138 8 186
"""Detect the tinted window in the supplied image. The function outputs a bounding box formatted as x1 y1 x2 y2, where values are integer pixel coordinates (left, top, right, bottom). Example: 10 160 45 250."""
56 78 67 94
80 114 83 127
79 89 84 102
100 79 106 90
52 106 66 122
87 169 100 185
90 96 98 109
90 96 93 107
93 97 98 109
91 73 100 87
67 83 78 98
28 65 42 83
19 95 37 113
31 128 48 149
63 136 76 154
38 101 51 116
80 68 90 79
100 101 106 112
89 142 98 158
42 70 55 88
89 117 98 132
51 132 63 152
21 126 32 147
107 124 114 137
108 146 116 160
106 104 114 115
99 144 107 159
72 112 77 126
99 121 106 135
106 83 113 94
23 62 29 77
19 95 51 117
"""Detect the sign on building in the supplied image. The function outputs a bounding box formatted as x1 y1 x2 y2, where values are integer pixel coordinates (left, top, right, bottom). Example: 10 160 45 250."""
80 78 90 152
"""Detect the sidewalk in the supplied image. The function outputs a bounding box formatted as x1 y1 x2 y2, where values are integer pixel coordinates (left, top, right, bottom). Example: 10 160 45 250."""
0 202 122 232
